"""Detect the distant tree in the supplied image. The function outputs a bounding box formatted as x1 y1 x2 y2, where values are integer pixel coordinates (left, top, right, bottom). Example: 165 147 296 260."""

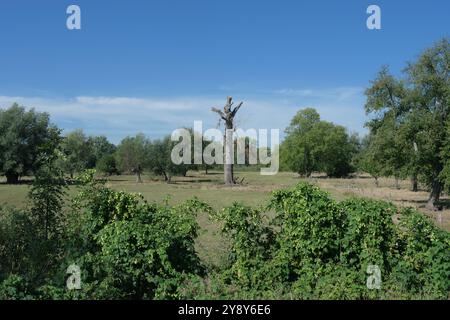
0 103 60 184
281 108 357 177
149 136 188 183
58 129 92 179
355 135 384 186
87 135 116 168
96 154 119 176
281 108 320 177
116 134 150 183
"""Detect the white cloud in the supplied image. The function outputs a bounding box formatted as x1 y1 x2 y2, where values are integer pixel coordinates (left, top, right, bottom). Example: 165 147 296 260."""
0 88 367 144
273 86 364 102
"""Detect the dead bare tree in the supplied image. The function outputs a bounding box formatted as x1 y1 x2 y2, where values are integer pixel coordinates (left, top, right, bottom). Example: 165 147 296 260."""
212 97 243 185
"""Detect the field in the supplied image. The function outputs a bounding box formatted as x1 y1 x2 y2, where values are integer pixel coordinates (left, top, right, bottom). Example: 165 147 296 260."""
1 171 449 266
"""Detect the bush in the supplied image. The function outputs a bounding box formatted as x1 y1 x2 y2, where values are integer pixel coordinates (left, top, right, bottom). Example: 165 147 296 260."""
209 182 450 300
63 172 210 299
269 183 346 282
0 207 34 279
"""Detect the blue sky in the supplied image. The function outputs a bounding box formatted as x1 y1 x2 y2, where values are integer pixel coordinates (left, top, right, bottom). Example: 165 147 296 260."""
0 0 449 143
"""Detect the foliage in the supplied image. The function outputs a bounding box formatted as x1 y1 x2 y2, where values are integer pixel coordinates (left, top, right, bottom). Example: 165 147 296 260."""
364 38 450 209
281 108 358 177
269 183 346 282
116 133 151 182
0 103 60 184
213 203 274 289
57 129 93 179
209 182 450 300
62 172 211 299
0 207 34 278
96 154 119 176
149 135 189 182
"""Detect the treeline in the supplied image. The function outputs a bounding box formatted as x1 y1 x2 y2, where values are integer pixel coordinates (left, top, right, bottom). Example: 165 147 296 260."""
0 107 266 185
280 38 450 211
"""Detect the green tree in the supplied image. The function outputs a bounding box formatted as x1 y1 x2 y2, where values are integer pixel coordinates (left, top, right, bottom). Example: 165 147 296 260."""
116 134 150 183
86 135 116 168
281 108 357 177
365 38 449 209
96 154 119 176
0 104 60 184
58 129 93 179
149 136 188 182
355 135 383 186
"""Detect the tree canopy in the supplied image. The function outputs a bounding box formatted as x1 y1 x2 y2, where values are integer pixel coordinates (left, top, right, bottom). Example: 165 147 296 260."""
0 104 60 184
364 38 449 209
281 108 358 177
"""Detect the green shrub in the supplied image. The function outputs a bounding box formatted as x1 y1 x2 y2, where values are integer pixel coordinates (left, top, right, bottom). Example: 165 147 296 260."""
339 198 398 273
269 183 346 282
63 172 211 299
213 203 274 289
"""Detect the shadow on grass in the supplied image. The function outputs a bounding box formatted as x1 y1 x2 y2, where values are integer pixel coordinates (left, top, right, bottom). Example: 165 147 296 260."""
0 179 34 186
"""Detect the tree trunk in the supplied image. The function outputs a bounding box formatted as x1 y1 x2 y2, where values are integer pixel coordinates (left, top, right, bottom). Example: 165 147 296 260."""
205 167 208 175
5 173 19 184
136 171 142 183
224 126 234 185
394 177 400 190
426 180 442 211
411 175 418 192
374 177 379 187
211 97 243 186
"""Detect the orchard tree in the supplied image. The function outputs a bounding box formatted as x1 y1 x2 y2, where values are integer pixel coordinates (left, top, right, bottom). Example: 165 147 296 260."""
406 38 449 209
116 134 151 183
365 38 449 210
87 135 116 168
149 136 188 183
96 154 119 176
281 108 320 177
355 135 383 186
281 108 357 177
0 104 60 184
364 67 412 189
58 129 93 179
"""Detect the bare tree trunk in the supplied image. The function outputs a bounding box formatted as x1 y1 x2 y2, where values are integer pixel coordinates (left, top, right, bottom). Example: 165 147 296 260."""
395 177 400 190
224 128 234 185
212 97 243 186
426 180 442 211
